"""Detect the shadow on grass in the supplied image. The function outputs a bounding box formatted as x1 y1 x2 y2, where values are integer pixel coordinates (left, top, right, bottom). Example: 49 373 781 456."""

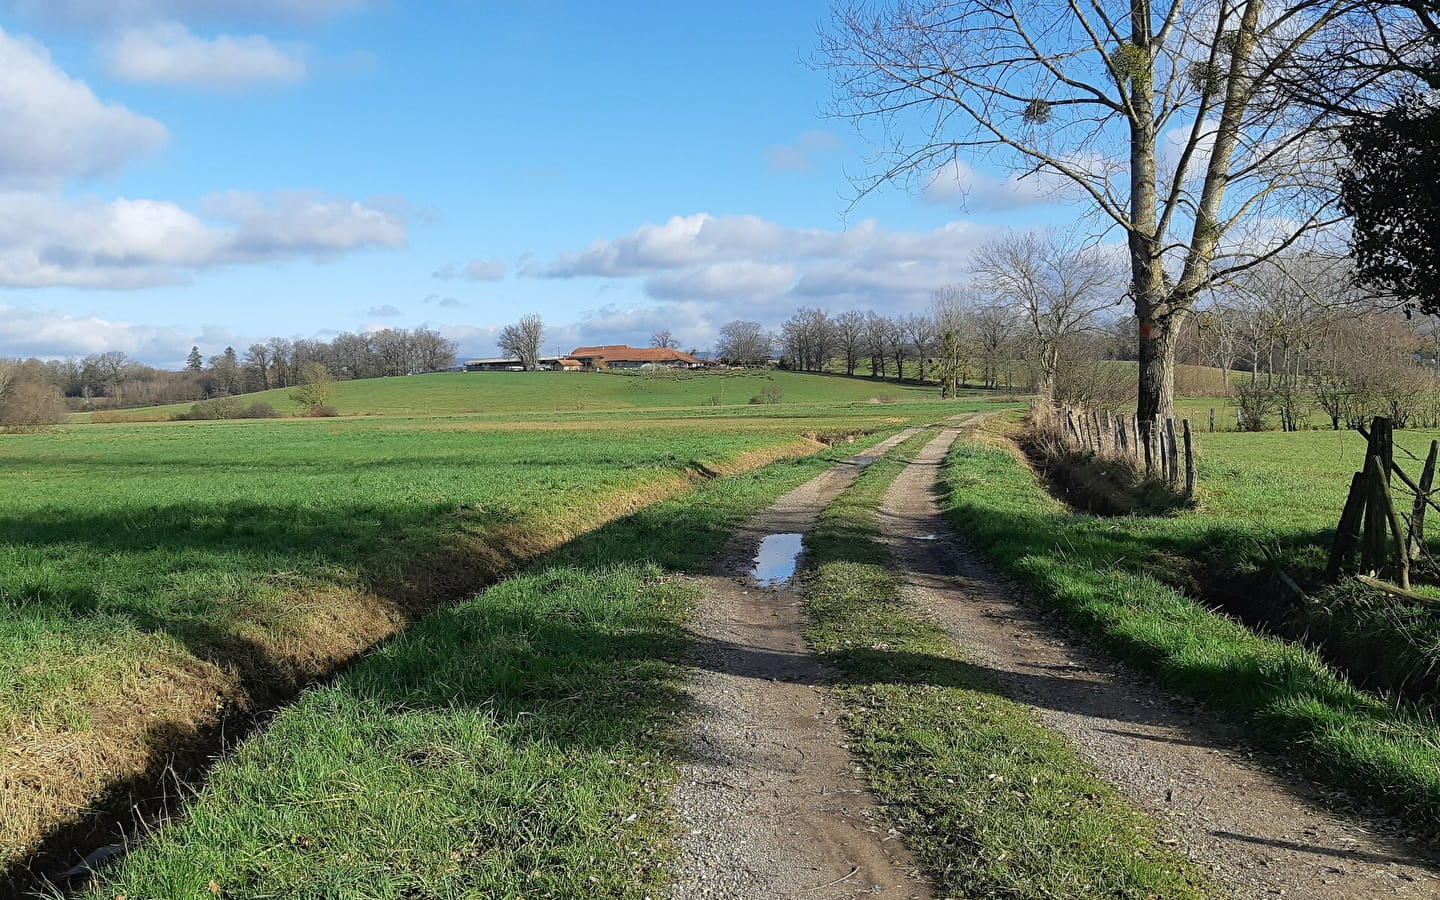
4 452 837 895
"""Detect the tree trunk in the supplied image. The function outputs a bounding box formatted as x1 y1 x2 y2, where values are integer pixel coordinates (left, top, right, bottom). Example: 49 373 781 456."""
1137 313 1180 423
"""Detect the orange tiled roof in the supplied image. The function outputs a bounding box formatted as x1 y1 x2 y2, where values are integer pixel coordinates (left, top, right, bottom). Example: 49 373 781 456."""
569 345 701 364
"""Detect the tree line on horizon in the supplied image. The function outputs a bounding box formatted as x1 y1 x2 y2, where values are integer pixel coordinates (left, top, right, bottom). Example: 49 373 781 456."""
0 327 457 424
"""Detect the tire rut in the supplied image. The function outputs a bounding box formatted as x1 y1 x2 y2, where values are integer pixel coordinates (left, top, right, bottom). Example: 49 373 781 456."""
877 426 1440 899
668 426 937 900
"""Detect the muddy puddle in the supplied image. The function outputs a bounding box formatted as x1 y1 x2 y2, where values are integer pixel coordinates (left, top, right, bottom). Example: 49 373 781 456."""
751 533 803 587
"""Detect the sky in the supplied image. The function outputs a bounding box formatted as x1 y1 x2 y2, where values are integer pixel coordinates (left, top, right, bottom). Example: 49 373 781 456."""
0 0 1075 367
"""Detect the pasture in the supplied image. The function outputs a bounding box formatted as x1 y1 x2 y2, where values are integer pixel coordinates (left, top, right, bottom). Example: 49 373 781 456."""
0 377 1001 877
75 368 956 421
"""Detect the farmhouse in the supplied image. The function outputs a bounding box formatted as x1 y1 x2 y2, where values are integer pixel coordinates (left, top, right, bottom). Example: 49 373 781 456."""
568 345 704 370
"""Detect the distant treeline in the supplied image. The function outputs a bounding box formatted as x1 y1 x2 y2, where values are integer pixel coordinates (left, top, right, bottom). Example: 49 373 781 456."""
0 327 457 416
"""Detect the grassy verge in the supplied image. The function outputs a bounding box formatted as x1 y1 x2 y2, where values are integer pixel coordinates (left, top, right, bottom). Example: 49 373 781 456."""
942 426 1440 827
69 438 876 899
801 432 1214 899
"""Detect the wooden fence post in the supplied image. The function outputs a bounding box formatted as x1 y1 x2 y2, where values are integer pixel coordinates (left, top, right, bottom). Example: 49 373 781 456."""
1141 419 1154 477
1208 408 1215 433
1410 439 1438 561
1327 471 1368 581
1362 454 1385 575
1165 418 1181 487
1371 454 1411 590
1182 419 1195 498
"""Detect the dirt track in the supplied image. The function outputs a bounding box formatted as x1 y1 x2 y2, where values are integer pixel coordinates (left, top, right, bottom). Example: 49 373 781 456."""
668 421 1440 898
879 426 1440 899
668 428 931 899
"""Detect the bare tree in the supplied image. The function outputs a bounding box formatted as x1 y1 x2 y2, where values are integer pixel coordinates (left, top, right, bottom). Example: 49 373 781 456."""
715 320 773 366
972 231 1121 403
863 312 889 377
781 308 838 372
497 314 546 370
834 310 868 375
243 343 272 392
411 328 458 372
903 314 937 381
821 0 1360 421
650 330 679 349
932 286 978 395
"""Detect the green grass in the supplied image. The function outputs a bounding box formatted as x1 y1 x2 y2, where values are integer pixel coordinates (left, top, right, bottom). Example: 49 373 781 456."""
1 381 1007 869
72 435 879 899
800 432 1214 900
75 369 960 420
942 426 1440 827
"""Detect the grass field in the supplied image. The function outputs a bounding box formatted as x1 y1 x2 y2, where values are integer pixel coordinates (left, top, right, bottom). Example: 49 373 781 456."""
942 420 1440 828
71 426 896 899
74 369 970 421
1 376 1005 875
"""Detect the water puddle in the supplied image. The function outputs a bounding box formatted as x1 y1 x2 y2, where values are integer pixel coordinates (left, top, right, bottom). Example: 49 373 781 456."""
751 532 803 587
918 534 938 541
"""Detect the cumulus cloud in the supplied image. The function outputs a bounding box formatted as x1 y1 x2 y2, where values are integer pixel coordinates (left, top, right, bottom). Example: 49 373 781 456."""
766 130 844 172
537 213 997 313
422 294 464 308
647 261 796 301
367 304 401 317
105 22 307 90
0 302 194 359
4 0 370 29
922 160 1075 213
0 27 168 183
433 258 504 281
0 190 406 288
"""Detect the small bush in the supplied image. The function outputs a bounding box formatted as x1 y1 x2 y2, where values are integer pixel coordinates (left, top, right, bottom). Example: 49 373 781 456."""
0 382 68 432
1231 382 1276 431
241 402 281 419
307 405 340 418
749 385 784 405
175 397 243 421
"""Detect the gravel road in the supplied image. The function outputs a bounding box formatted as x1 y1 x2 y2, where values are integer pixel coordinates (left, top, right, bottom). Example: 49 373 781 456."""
667 427 933 900
878 425 1440 899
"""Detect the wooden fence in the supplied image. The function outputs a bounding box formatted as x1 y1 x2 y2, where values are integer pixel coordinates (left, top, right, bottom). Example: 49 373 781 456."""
1327 416 1440 592
1032 402 1197 499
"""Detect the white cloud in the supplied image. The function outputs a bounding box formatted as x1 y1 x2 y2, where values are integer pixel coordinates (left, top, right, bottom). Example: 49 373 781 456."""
0 302 193 359
105 22 306 90
767 130 845 173
543 213 880 278
4 0 370 29
647 261 796 301
199 190 406 259
0 190 406 288
537 213 997 312
0 27 168 183
367 304 401 317
434 258 505 281
422 293 464 308
922 160 1075 213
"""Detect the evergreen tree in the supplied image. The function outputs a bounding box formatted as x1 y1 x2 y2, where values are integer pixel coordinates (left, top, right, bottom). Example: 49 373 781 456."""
185 346 203 371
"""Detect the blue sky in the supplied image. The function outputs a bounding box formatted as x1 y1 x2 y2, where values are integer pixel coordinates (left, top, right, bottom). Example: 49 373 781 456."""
0 0 1069 366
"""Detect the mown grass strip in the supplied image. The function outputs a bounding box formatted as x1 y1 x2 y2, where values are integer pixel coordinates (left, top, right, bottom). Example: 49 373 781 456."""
942 428 1440 827
70 438 884 900
802 431 1214 900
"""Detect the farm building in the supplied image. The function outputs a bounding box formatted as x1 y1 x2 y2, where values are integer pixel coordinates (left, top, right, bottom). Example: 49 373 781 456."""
463 355 582 372
568 345 704 370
